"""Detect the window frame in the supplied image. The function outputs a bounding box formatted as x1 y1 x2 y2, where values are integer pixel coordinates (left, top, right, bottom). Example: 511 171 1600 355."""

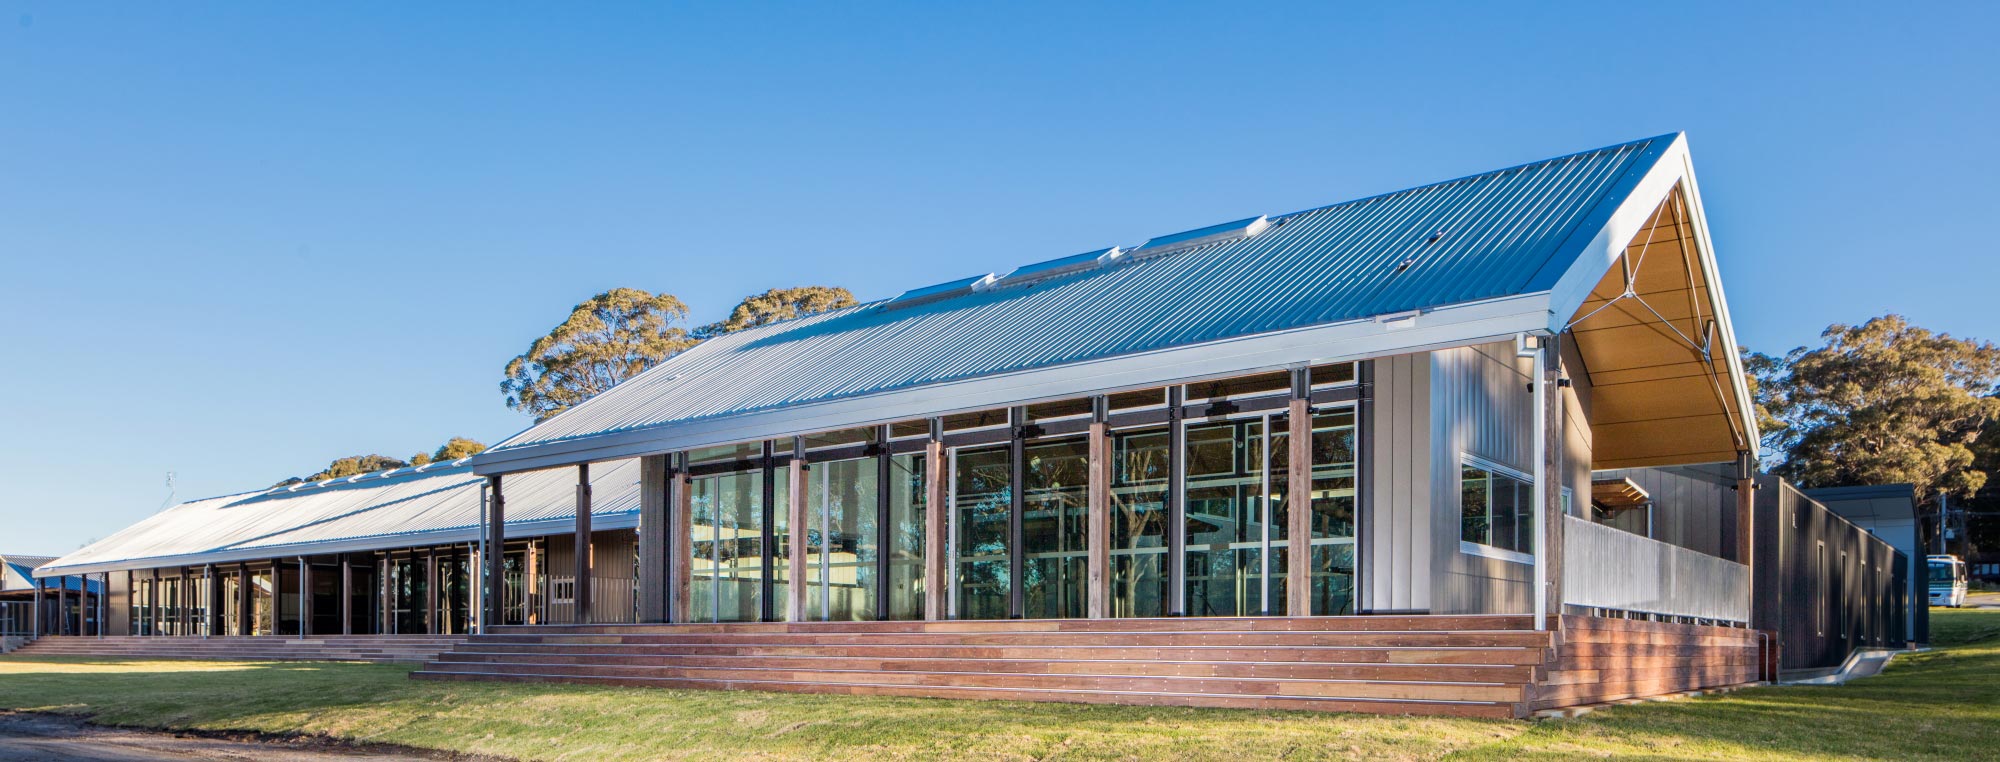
1457 454 1535 565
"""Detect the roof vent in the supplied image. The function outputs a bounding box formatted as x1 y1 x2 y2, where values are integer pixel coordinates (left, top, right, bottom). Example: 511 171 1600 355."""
1126 216 1269 261
881 273 1000 311
992 247 1122 288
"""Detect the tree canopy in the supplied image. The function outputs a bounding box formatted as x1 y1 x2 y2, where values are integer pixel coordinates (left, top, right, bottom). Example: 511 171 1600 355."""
695 286 858 339
275 438 490 487
502 288 701 422
273 454 409 488
1747 314 2000 503
411 436 488 466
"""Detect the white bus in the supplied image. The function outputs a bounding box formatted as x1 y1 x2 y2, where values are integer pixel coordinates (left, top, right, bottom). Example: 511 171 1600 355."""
1929 555 1968 608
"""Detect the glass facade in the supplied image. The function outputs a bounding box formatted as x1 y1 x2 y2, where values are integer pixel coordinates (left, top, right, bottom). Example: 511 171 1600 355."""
1022 437 1088 619
690 469 766 623
1110 427 1170 617
952 445 1012 619
806 457 878 621
1301 412 1358 615
886 453 926 620
1183 417 1284 617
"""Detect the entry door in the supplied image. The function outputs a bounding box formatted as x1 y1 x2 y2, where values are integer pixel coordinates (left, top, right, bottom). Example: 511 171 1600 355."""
806 457 878 621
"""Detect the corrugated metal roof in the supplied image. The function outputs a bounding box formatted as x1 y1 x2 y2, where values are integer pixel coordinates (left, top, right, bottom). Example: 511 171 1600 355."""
490 134 1674 455
37 459 639 576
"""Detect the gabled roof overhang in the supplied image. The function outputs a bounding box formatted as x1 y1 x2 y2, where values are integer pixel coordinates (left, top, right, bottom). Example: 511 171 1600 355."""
1541 134 1759 469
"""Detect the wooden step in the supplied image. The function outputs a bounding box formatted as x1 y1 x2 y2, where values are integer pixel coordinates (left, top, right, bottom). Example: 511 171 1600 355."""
441 642 1550 665
430 651 1539 682
491 615 1535 636
410 668 1522 719
474 631 1553 648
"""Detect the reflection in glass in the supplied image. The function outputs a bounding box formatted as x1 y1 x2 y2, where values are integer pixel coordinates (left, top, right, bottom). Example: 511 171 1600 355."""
1111 427 1170 617
1183 418 1281 617
886 453 926 621
807 458 878 621
690 470 765 622
1023 437 1088 619
953 445 1011 619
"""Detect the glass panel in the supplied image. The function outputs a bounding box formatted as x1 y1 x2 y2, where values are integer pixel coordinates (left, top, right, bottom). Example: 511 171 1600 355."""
158 576 180 636
953 445 1011 619
771 464 791 621
392 557 427 634
1461 466 1491 546
1306 411 1358 615
1309 362 1358 386
347 566 375 634
687 441 764 466
1183 418 1280 617
1459 463 1532 554
312 565 342 635
250 569 275 636
808 458 878 621
1111 427 1169 618
690 470 765 623
220 572 241 636
1022 437 1088 619
886 453 926 621
1188 371 1290 402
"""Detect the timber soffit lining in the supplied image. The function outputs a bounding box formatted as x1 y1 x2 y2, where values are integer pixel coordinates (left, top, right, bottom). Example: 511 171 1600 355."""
36 459 642 577
484 134 1684 463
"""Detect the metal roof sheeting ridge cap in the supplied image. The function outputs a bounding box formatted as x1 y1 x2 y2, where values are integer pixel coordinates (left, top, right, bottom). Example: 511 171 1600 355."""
1126 215 1269 260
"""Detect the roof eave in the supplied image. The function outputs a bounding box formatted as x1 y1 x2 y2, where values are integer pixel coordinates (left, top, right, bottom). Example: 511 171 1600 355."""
33 511 642 578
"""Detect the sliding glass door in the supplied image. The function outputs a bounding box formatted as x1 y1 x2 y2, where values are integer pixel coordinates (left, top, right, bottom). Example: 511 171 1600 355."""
1183 416 1284 616
952 445 1011 619
806 457 878 621
1022 437 1088 619
689 470 764 623
1111 426 1171 617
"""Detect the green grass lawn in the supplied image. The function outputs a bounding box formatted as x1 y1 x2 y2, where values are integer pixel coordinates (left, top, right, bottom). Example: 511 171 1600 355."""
2 610 1996 761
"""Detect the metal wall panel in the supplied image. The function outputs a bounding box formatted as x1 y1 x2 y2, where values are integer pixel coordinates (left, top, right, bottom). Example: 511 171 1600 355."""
1429 342 1534 615
1590 465 1740 560
1755 477 1913 673
1362 351 1431 613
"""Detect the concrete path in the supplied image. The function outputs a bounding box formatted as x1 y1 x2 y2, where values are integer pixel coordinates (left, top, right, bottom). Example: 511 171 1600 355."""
0 713 449 762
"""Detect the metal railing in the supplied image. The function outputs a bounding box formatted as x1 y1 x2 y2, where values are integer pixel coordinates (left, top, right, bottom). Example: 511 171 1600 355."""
1562 515 1750 622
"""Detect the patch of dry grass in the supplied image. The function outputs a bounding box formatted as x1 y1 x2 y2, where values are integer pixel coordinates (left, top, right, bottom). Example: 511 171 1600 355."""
2 609 1993 761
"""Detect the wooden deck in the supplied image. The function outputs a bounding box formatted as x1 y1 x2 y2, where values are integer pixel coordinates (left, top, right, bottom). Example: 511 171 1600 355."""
411 614 1767 718
413 615 1549 718
13 634 468 664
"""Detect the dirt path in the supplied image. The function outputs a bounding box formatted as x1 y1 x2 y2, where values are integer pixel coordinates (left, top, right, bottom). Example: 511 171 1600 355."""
0 713 471 762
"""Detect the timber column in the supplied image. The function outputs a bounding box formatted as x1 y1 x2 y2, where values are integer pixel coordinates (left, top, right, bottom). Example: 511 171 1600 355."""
1539 340 1566 628
788 437 809 623
638 455 670 623
574 463 593 625
671 455 693 622
1087 397 1109 619
1287 367 1313 616
484 475 506 628
923 419 947 620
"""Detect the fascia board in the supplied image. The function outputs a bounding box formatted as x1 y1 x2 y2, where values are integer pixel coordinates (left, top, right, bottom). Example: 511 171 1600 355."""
1669 139 1762 457
474 293 1556 475
33 512 640 578
1543 134 1692 330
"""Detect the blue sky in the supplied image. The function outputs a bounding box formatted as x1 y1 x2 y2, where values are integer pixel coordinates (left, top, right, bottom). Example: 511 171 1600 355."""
3 3 1995 555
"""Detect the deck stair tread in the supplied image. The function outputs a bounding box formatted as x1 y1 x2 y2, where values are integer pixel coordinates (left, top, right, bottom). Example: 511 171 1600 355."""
411 618 1554 718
